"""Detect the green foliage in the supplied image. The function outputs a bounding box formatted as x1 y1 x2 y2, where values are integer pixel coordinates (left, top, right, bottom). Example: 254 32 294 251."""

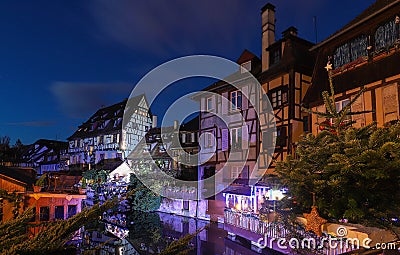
0 198 117 255
35 173 47 187
128 173 161 212
0 189 24 218
276 123 400 229
302 63 371 135
81 177 87 189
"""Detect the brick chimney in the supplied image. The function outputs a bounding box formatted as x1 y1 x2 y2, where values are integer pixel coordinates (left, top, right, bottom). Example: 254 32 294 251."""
261 3 276 72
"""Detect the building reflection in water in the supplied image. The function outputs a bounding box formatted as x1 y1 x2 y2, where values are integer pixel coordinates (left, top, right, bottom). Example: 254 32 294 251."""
81 211 283 255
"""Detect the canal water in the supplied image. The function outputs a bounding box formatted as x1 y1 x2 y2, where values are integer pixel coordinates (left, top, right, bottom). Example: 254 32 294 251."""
80 211 284 255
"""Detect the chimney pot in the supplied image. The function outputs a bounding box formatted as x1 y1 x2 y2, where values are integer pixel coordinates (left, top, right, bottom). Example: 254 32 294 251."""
282 26 298 38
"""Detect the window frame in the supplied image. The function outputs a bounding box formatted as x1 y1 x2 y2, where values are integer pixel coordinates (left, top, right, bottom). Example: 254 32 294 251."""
39 206 50 222
230 90 242 111
206 97 213 111
268 87 288 109
230 127 242 150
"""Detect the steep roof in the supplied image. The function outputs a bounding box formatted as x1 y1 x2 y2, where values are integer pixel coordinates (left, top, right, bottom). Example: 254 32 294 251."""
0 166 36 186
258 33 315 82
305 0 400 106
21 139 68 165
193 49 261 97
236 49 260 65
311 0 399 50
68 94 146 140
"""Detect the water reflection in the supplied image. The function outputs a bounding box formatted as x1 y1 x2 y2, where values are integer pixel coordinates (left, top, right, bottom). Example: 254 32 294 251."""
81 212 283 255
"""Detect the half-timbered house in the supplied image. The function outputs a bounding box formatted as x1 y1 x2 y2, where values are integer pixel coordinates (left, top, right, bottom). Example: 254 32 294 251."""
305 0 400 132
67 94 152 170
258 3 315 179
193 50 262 220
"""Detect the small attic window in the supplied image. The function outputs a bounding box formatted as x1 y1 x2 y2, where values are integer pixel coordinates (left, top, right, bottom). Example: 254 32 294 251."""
270 47 281 66
240 61 251 73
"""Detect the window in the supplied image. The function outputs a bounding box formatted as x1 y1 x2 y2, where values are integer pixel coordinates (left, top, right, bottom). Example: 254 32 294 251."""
204 132 214 148
206 97 213 111
270 48 281 65
39 206 50 221
303 116 309 133
99 154 105 161
231 166 242 180
230 127 242 150
55 206 64 220
375 18 397 50
269 88 288 109
230 91 242 111
333 35 368 68
29 207 36 222
181 134 186 144
276 126 287 147
262 130 273 150
183 200 189 211
67 205 77 218
334 99 351 123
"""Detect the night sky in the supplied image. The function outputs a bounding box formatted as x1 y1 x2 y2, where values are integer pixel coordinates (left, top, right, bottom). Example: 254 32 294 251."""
0 0 376 144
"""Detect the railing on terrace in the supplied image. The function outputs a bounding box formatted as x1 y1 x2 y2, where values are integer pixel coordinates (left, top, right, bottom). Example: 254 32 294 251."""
162 186 197 200
224 209 356 255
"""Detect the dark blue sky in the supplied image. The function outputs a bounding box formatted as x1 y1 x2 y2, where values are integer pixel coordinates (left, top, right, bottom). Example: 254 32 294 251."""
0 0 375 144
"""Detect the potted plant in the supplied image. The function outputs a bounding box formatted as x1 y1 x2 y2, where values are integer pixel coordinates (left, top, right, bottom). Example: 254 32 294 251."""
33 173 47 192
79 177 87 194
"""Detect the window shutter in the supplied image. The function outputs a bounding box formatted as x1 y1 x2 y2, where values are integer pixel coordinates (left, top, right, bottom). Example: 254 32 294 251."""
199 132 206 149
241 86 248 109
242 125 249 149
222 92 228 114
242 165 249 180
221 129 229 151
201 97 206 111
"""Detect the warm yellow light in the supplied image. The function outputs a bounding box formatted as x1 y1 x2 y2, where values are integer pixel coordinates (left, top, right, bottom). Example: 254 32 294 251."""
235 203 241 211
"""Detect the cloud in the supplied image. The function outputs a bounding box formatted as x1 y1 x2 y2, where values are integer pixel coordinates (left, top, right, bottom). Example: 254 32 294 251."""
50 82 133 118
5 121 56 127
86 0 257 56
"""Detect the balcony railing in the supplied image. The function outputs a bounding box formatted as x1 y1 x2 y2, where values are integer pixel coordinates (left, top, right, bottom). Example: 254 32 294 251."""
162 186 197 200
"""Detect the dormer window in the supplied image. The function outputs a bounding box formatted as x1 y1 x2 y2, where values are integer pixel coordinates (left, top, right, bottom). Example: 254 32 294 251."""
240 61 251 73
270 47 281 66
